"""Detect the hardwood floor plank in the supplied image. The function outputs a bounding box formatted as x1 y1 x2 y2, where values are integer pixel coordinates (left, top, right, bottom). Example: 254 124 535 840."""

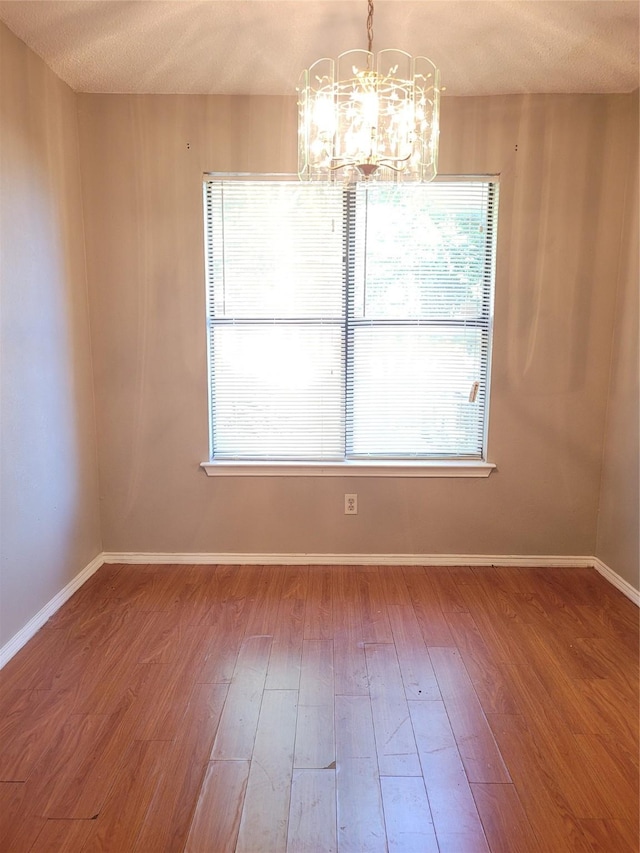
41 664 167 819
335 695 387 852
498 662 627 819
572 636 639 691
585 730 639 788
402 567 456 646
445 610 519 715
282 564 310 598
577 598 640 654
51 622 126 698
31 714 111 818
515 590 602 644
29 819 94 852
265 593 305 691
121 564 190 613
535 567 620 608
409 699 490 853
443 565 476 584
578 818 640 852
456 576 529 663
226 564 265 601
470 782 541 853
297 639 334 706
424 566 469 613
134 682 228 852
94 563 164 608
487 712 594 852
184 760 250 853
210 634 272 761
0 689 72 782
304 566 334 640
566 676 640 746
358 571 393 643
482 608 637 745
386 604 441 701
527 621 625 681
197 600 246 683
573 732 639 820
45 564 123 630
469 568 532 621
160 564 221 626
71 609 185 714
236 689 298 852
0 686 34 724
242 564 286 637
287 769 337 853
81 739 173 852
376 565 412 605
0 628 70 693
473 565 541 595
333 568 368 696
429 646 511 783
123 612 182 666
0 781 46 853
364 643 421 776
295 705 336 774
333 630 368 697
294 639 335 770
133 625 216 740
380 775 438 853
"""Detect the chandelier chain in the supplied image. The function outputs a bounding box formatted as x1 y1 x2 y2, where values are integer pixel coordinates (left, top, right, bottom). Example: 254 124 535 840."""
367 0 374 53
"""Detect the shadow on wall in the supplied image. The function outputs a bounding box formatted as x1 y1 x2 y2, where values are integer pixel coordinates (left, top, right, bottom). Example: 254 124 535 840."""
0 29 101 647
505 95 614 396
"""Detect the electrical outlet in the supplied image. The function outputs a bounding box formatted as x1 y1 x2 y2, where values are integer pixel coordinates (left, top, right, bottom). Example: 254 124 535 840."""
344 493 358 515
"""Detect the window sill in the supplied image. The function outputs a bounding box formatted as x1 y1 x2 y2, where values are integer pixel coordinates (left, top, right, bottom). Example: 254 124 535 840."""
200 460 496 478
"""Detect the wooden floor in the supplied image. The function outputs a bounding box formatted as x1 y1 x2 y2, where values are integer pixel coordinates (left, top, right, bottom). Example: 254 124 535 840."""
0 563 638 852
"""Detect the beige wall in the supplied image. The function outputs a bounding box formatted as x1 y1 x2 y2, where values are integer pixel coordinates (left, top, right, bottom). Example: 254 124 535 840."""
0 24 102 646
596 94 639 589
77 91 633 564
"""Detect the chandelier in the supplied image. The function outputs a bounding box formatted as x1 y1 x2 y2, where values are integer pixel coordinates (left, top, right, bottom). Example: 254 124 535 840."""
297 0 441 183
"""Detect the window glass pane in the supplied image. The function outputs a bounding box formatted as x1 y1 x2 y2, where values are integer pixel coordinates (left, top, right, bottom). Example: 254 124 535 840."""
348 326 486 457
212 324 345 460
206 182 344 319
353 183 492 321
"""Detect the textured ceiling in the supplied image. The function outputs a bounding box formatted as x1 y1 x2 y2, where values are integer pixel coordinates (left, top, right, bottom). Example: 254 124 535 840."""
0 1 637 97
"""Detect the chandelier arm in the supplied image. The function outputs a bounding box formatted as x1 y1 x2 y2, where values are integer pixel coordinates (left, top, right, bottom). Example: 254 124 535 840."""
329 156 412 177
329 160 357 170
331 149 414 167
372 158 411 172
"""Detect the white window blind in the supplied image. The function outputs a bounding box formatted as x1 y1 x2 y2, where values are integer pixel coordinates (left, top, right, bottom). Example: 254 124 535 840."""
347 181 497 458
204 177 498 463
204 180 346 460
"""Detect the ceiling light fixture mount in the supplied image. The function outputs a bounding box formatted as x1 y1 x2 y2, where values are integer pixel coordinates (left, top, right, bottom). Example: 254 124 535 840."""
297 0 441 183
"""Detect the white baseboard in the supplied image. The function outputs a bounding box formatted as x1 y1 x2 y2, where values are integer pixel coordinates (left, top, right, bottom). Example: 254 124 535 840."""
103 551 597 568
0 553 104 670
3 550 637 670
592 558 640 606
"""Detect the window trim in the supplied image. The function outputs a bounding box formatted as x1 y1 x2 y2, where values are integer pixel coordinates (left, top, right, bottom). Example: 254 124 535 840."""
201 173 499 477
200 460 495 477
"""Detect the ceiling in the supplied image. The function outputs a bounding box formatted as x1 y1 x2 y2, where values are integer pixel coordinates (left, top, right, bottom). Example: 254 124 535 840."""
0 1 637 97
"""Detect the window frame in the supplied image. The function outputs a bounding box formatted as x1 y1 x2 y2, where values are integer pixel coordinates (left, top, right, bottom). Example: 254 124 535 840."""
201 173 498 479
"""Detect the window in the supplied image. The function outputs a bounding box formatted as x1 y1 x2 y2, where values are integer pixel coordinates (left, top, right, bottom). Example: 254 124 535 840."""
202 176 498 475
